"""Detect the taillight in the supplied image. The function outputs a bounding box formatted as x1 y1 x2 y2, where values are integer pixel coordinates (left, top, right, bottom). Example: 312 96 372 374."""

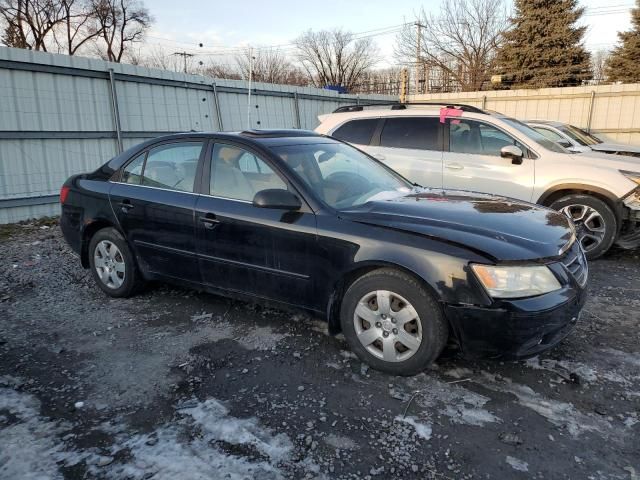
60 185 70 204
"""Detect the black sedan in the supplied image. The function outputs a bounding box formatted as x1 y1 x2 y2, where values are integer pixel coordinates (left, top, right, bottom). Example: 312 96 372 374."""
60 129 587 375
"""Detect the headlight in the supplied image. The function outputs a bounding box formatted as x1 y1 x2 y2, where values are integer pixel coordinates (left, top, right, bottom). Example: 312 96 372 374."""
620 170 640 186
471 264 561 298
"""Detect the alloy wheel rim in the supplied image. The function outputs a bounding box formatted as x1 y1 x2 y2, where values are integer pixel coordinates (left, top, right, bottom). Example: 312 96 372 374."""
353 290 422 363
559 204 606 253
94 240 125 289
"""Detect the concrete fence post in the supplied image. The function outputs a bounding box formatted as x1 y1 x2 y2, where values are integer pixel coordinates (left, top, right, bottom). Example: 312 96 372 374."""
212 82 224 131
293 92 302 129
586 90 596 133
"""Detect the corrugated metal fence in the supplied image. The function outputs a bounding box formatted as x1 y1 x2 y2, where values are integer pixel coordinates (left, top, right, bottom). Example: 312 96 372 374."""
0 46 393 223
410 83 640 146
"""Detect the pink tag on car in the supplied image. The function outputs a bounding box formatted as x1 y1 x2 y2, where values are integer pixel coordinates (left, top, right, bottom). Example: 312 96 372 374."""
440 107 463 124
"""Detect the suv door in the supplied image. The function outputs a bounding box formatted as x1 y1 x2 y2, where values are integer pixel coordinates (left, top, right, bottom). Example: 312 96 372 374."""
366 117 443 188
442 119 535 201
109 140 205 282
194 142 318 307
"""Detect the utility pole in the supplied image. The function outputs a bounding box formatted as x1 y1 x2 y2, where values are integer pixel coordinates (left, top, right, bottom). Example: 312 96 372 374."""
172 51 194 74
414 22 426 95
247 46 255 129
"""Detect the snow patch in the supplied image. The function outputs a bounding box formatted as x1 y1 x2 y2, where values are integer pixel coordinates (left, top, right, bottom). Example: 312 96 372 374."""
506 456 529 472
396 416 432 440
236 326 289 351
105 397 296 480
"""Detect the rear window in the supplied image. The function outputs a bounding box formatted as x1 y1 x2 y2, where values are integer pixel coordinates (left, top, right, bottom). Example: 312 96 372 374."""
380 117 440 151
332 119 378 145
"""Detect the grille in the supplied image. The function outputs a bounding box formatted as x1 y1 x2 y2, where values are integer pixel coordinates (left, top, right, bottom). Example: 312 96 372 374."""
562 242 588 287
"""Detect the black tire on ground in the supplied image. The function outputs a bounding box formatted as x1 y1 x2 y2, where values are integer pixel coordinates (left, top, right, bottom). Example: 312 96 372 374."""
88 227 140 298
549 194 617 260
339 268 448 376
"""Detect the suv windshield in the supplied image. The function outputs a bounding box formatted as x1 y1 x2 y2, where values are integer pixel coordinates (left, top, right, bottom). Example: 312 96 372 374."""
500 117 569 153
271 142 412 209
559 125 602 146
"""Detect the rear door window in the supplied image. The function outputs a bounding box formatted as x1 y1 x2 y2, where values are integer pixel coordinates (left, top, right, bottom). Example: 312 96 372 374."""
141 142 204 192
121 154 145 185
332 119 379 145
379 117 441 150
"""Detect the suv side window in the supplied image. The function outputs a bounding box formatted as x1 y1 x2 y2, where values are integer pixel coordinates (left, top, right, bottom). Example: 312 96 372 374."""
450 120 526 157
332 119 379 145
141 142 204 193
210 144 286 202
380 117 440 150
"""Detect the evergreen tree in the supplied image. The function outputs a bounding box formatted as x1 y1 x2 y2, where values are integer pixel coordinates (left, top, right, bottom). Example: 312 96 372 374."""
494 0 592 88
605 0 640 83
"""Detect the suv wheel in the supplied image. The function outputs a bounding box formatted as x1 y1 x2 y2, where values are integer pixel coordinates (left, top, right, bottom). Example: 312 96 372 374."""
88 227 140 297
340 268 448 376
550 194 616 260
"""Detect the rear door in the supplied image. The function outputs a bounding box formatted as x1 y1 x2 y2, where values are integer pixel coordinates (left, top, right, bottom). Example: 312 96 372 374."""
442 119 535 201
109 140 205 282
194 142 318 307
365 117 443 188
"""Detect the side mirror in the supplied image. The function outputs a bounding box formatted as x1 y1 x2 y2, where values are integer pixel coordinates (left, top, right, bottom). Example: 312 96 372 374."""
253 189 302 210
558 140 572 149
501 145 524 165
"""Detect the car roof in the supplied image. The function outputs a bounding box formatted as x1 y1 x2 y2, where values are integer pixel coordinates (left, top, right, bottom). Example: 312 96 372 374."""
526 120 565 127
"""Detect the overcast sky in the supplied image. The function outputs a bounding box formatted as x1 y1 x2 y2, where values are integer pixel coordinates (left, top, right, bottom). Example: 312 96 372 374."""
142 0 634 68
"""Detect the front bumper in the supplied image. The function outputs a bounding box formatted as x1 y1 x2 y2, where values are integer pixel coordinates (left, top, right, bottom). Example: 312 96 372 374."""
444 286 586 359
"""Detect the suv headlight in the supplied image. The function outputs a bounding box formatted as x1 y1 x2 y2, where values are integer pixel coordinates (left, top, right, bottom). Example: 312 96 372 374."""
471 264 561 298
620 170 640 186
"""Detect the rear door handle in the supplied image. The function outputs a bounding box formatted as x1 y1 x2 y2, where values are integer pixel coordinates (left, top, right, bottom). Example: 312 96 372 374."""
445 163 464 171
200 213 220 229
118 199 134 212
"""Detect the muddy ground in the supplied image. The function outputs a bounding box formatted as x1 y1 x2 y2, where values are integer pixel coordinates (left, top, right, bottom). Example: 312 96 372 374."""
0 220 638 480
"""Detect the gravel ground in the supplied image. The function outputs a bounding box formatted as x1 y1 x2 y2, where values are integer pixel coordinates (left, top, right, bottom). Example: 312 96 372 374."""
0 220 639 480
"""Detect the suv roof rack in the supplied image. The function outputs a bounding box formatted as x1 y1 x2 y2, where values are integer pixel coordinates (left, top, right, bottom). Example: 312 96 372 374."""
332 102 486 114
239 129 321 138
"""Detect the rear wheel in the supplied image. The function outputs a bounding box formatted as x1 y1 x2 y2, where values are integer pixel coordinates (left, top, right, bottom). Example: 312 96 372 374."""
340 268 448 376
88 227 140 297
549 194 616 260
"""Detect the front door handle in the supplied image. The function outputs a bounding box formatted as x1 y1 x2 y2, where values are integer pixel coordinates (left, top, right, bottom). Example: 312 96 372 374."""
445 163 464 171
118 199 134 213
200 213 220 229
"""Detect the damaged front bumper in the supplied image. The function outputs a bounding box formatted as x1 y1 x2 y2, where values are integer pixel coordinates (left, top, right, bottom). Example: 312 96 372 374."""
617 189 640 249
444 286 587 359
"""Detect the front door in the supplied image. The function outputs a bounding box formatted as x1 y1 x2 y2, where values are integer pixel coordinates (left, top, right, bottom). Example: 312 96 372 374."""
109 140 205 282
194 142 318 307
365 116 443 188
442 119 535 202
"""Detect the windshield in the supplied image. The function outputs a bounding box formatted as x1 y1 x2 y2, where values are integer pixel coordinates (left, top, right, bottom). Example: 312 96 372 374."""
271 142 412 209
559 125 602 146
499 117 569 153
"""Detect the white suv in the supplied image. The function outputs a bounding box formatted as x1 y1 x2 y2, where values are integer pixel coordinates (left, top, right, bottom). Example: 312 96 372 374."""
315 103 640 259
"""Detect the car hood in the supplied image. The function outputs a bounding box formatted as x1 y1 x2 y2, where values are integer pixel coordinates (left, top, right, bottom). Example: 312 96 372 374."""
591 142 640 155
340 190 575 262
575 150 640 168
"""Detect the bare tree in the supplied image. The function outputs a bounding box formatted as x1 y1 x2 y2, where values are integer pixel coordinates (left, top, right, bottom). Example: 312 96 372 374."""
235 47 306 85
294 29 379 91
0 0 67 50
91 0 151 62
395 0 506 92
200 59 241 80
591 49 609 84
52 0 102 55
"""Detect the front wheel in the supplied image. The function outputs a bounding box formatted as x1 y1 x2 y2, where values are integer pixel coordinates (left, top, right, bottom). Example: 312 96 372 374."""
340 268 448 376
550 194 617 260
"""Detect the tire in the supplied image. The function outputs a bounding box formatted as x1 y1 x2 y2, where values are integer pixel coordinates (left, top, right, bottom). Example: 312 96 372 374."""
339 268 448 376
549 194 616 260
88 227 140 297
